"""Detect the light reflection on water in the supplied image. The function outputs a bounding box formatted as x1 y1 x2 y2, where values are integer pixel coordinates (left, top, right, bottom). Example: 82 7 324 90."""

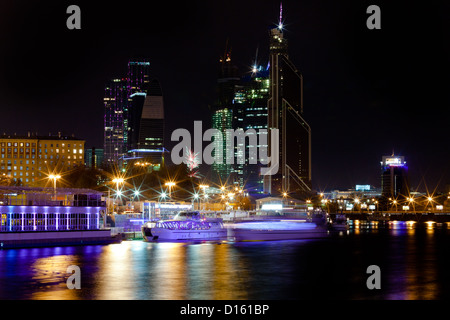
0 223 450 300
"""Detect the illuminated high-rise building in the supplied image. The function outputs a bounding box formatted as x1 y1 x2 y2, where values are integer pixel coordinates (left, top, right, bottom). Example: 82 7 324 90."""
380 154 409 201
103 60 150 166
104 78 128 165
264 5 312 197
233 67 270 193
211 45 240 184
126 79 165 166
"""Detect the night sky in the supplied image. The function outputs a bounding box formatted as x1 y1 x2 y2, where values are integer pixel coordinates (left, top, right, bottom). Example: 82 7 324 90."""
0 0 449 192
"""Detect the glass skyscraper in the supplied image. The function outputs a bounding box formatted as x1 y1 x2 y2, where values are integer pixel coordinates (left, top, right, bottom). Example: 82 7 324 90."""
211 48 240 184
126 79 165 166
264 21 312 197
103 60 151 167
104 78 128 166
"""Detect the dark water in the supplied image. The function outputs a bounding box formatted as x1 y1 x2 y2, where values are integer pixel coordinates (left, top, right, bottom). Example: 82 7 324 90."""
1 221 450 300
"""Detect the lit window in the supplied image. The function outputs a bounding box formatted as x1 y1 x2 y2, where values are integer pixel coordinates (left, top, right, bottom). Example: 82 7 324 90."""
73 149 77 154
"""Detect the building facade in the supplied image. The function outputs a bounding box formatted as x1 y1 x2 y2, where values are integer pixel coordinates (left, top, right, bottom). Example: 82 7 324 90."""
103 60 151 167
126 78 165 166
264 19 312 197
211 47 241 184
0 134 85 186
84 147 104 169
380 155 409 201
234 68 270 193
103 78 128 166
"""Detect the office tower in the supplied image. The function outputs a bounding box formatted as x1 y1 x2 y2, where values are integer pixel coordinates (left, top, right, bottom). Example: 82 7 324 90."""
127 61 150 95
126 79 165 166
264 7 312 197
211 44 241 184
239 67 270 193
85 147 104 169
103 78 128 166
380 155 409 201
103 60 150 167
125 61 151 149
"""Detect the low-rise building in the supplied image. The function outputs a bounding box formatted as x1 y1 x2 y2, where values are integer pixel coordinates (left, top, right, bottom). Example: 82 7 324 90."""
0 134 85 186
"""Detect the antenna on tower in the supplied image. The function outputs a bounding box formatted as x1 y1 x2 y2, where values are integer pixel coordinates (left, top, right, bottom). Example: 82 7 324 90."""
278 2 283 30
252 46 259 74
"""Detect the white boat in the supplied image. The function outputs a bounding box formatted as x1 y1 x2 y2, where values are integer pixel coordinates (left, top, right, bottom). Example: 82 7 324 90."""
142 211 227 241
229 219 329 241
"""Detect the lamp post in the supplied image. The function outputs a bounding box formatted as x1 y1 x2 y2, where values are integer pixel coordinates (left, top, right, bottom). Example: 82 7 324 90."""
48 174 61 201
112 177 125 214
165 182 176 198
199 185 209 210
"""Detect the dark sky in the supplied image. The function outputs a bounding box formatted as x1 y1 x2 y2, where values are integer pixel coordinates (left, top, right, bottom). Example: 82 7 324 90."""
0 0 449 192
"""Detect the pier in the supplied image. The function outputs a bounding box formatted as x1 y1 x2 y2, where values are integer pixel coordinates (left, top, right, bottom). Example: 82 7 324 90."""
331 211 450 223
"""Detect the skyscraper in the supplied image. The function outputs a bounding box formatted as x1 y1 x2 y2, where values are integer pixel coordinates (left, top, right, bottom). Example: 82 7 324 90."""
126 79 165 165
234 67 270 193
264 6 312 197
103 60 151 167
104 78 128 166
380 154 409 202
211 45 240 184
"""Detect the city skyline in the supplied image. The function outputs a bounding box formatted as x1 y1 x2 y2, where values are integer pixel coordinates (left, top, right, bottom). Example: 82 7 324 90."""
0 1 449 191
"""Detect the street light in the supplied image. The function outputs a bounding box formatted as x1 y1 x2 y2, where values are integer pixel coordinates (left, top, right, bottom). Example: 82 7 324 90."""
111 177 125 214
112 177 125 193
48 174 61 201
165 182 176 198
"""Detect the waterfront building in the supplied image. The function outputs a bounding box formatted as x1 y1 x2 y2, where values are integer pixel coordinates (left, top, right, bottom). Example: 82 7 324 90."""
0 134 85 186
0 186 116 248
380 154 409 201
264 8 312 197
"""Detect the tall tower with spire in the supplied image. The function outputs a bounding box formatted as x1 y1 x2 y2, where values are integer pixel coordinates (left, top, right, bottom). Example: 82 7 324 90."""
264 3 312 197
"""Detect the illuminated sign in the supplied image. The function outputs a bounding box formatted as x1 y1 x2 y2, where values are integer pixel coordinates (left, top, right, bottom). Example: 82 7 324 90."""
368 205 376 210
156 204 192 209
383 156 405 167
261 204 283 210
402 206 410 211
355 185 371 191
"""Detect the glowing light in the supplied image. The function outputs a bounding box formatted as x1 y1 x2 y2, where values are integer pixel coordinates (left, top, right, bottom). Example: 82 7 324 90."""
261 204 283 210
165 182 176 187
113 178 124 184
